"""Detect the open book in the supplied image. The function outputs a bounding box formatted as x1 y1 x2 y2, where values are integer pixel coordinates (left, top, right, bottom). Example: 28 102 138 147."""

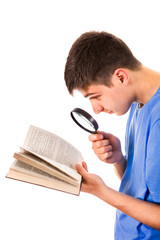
6 125 83 195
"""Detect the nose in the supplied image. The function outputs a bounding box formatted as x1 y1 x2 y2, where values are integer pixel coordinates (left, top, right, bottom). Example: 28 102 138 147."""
91 102 104 114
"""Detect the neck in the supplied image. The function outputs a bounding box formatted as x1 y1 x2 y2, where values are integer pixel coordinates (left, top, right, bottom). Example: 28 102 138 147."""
131 66 160 106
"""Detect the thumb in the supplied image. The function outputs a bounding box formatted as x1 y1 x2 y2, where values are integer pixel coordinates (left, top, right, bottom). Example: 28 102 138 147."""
97 131 112 139
76 163 88 178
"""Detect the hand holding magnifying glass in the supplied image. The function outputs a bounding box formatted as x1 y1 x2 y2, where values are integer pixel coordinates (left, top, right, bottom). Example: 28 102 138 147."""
70 108 122 165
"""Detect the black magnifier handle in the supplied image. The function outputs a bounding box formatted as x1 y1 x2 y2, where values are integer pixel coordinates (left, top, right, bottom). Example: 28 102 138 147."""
71 108 99 134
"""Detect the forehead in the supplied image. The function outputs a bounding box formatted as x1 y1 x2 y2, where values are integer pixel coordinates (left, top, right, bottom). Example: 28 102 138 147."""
81 84 108 98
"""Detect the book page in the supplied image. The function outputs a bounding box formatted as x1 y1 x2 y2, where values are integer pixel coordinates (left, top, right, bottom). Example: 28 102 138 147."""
7 160 80 195
11 159 66 182
22 125 83 179
14 152 80 186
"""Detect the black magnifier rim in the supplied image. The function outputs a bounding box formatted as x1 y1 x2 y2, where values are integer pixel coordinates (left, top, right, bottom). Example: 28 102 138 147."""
71 108 99 134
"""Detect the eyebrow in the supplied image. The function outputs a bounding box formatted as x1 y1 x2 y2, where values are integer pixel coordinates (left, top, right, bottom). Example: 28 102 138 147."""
84 92 99 98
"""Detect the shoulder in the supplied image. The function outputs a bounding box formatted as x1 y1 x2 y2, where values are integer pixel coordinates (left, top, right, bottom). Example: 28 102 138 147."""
140 88 160 126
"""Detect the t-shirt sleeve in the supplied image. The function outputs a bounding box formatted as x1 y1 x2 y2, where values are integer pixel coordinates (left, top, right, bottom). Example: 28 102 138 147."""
146 119 160 202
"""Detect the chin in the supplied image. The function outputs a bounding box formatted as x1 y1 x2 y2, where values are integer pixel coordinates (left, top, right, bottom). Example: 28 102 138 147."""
115 111 126 116
115 113 122 116
117 109 130 116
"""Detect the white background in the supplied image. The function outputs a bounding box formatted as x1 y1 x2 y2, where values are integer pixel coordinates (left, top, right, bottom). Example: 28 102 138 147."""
0 1 160 239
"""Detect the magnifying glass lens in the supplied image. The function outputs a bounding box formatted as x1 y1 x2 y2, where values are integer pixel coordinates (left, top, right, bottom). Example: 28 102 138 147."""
71 108 99 134
72 112 95 131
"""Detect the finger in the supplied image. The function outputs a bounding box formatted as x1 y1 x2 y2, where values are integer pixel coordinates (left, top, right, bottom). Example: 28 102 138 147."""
95 145 113 154
88 133 104 142
99 151 113 162
82 161 88 172
93 139 110 149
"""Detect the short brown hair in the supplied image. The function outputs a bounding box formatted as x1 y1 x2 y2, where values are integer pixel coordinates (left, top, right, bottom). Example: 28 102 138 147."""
64 31 141 94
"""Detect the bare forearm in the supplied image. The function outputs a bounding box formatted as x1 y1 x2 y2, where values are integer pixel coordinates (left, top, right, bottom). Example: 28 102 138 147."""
114 155 127 179
98 185 160 231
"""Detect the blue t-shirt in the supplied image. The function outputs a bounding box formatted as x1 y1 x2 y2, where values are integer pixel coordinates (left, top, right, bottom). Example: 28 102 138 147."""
115 88 160 239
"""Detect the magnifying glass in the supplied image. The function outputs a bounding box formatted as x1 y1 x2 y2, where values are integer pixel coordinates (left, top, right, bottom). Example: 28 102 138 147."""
71 108 99 134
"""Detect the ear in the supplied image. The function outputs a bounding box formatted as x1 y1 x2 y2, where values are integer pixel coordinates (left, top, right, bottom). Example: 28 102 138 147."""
113 69 129 87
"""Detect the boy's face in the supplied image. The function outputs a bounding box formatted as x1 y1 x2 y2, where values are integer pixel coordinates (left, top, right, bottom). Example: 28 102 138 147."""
82 82 134 116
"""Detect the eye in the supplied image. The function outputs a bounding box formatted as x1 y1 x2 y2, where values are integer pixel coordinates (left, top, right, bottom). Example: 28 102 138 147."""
90 96 97 99
90 95 101 100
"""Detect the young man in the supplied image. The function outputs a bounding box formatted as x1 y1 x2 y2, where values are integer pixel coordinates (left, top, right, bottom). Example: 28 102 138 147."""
64 31 160 239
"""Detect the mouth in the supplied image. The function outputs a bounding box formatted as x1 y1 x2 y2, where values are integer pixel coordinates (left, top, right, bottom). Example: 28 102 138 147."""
107 111 114 114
